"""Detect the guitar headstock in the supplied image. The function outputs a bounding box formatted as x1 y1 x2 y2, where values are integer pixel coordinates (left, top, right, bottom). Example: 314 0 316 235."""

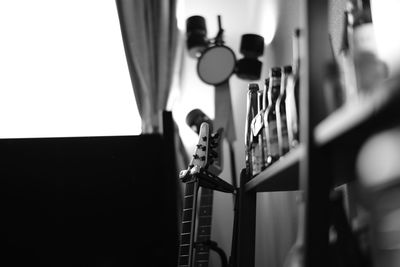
179 122 224 182
207 127 223 175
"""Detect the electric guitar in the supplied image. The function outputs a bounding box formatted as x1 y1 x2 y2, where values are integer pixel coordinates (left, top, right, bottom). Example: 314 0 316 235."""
178 122 224 267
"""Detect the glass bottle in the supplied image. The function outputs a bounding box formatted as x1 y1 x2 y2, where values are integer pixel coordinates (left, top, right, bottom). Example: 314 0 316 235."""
351 0 387 95
257 88 266 170
276 65 292 157
245 83 259 176
251 87 266 172
352 0 376 59
286 29 301 148
261 78 269 167
263 67 281 165
250 84 263 176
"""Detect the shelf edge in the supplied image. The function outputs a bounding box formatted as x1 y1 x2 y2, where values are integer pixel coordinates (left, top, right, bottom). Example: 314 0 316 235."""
245 145 304 192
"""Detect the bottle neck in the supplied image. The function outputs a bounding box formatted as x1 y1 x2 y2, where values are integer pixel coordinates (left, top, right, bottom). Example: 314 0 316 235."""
292 30 301 76
257 90 264 111
281 71 292 96
263 80 269 111
268 77 281 105
245 90 258 149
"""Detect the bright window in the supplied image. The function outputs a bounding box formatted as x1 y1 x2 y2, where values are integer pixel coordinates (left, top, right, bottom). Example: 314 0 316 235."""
0 0 141 138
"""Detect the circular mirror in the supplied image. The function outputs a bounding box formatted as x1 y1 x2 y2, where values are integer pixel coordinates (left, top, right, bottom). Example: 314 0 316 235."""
197 45 236 85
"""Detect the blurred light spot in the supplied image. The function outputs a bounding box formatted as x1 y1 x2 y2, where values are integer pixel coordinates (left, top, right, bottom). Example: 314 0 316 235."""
371 0 400 76
0 0 141 138
176 0 186 32
258 0 278 45
356 128 400 188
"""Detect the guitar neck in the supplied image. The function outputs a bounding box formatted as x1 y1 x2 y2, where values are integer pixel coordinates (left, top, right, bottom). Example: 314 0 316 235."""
178 181 199 267
193 127 222 266
178 122 222 267
194 187 214 267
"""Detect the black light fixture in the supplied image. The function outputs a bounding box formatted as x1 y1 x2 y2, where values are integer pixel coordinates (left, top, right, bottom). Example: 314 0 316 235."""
186 15 209 58
236 34 265 80
185 15 265 85
185 108 213 134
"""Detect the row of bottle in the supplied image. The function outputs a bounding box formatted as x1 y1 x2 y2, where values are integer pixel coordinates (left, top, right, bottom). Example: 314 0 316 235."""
245 63 300 176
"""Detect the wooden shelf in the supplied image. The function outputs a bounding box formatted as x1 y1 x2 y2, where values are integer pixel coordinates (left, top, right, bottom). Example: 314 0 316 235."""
245 145 304 192
314 77 400 187
315 77 400 147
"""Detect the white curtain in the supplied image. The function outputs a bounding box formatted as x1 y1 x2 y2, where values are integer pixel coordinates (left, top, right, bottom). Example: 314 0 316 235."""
116 0 179 133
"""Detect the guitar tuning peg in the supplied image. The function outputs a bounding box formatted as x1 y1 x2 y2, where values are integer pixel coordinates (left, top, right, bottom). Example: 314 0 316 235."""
210 142 218 148
209 150 218 158
202 136 207 142
196 144 203 149
201 146 206 151
211 132 220 139
193 154 200 159
200 156 206 161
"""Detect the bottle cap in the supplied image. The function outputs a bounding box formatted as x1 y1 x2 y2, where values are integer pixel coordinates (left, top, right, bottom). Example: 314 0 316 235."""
248 83 259 92
239 34 265 58
283 65 293 74
270 67 282 77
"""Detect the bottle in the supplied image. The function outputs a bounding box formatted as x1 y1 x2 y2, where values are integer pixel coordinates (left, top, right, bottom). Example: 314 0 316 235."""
251 88 266 172
245 83 260 176
250 85 263 176
352 0 375 52
276 66 292 157
283 192 305 267
257 89 266 170
286 29 301 148
263 67 281 165
262 78 270 167
350 0 388 95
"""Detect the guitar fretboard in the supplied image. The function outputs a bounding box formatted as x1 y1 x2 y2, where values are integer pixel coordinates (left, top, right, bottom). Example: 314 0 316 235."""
178 123 220 267
178 181 197 267
178 184 215 267
194 187 214 267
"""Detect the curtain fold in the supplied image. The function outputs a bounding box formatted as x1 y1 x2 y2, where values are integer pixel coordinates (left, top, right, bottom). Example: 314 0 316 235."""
116 0 178 133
